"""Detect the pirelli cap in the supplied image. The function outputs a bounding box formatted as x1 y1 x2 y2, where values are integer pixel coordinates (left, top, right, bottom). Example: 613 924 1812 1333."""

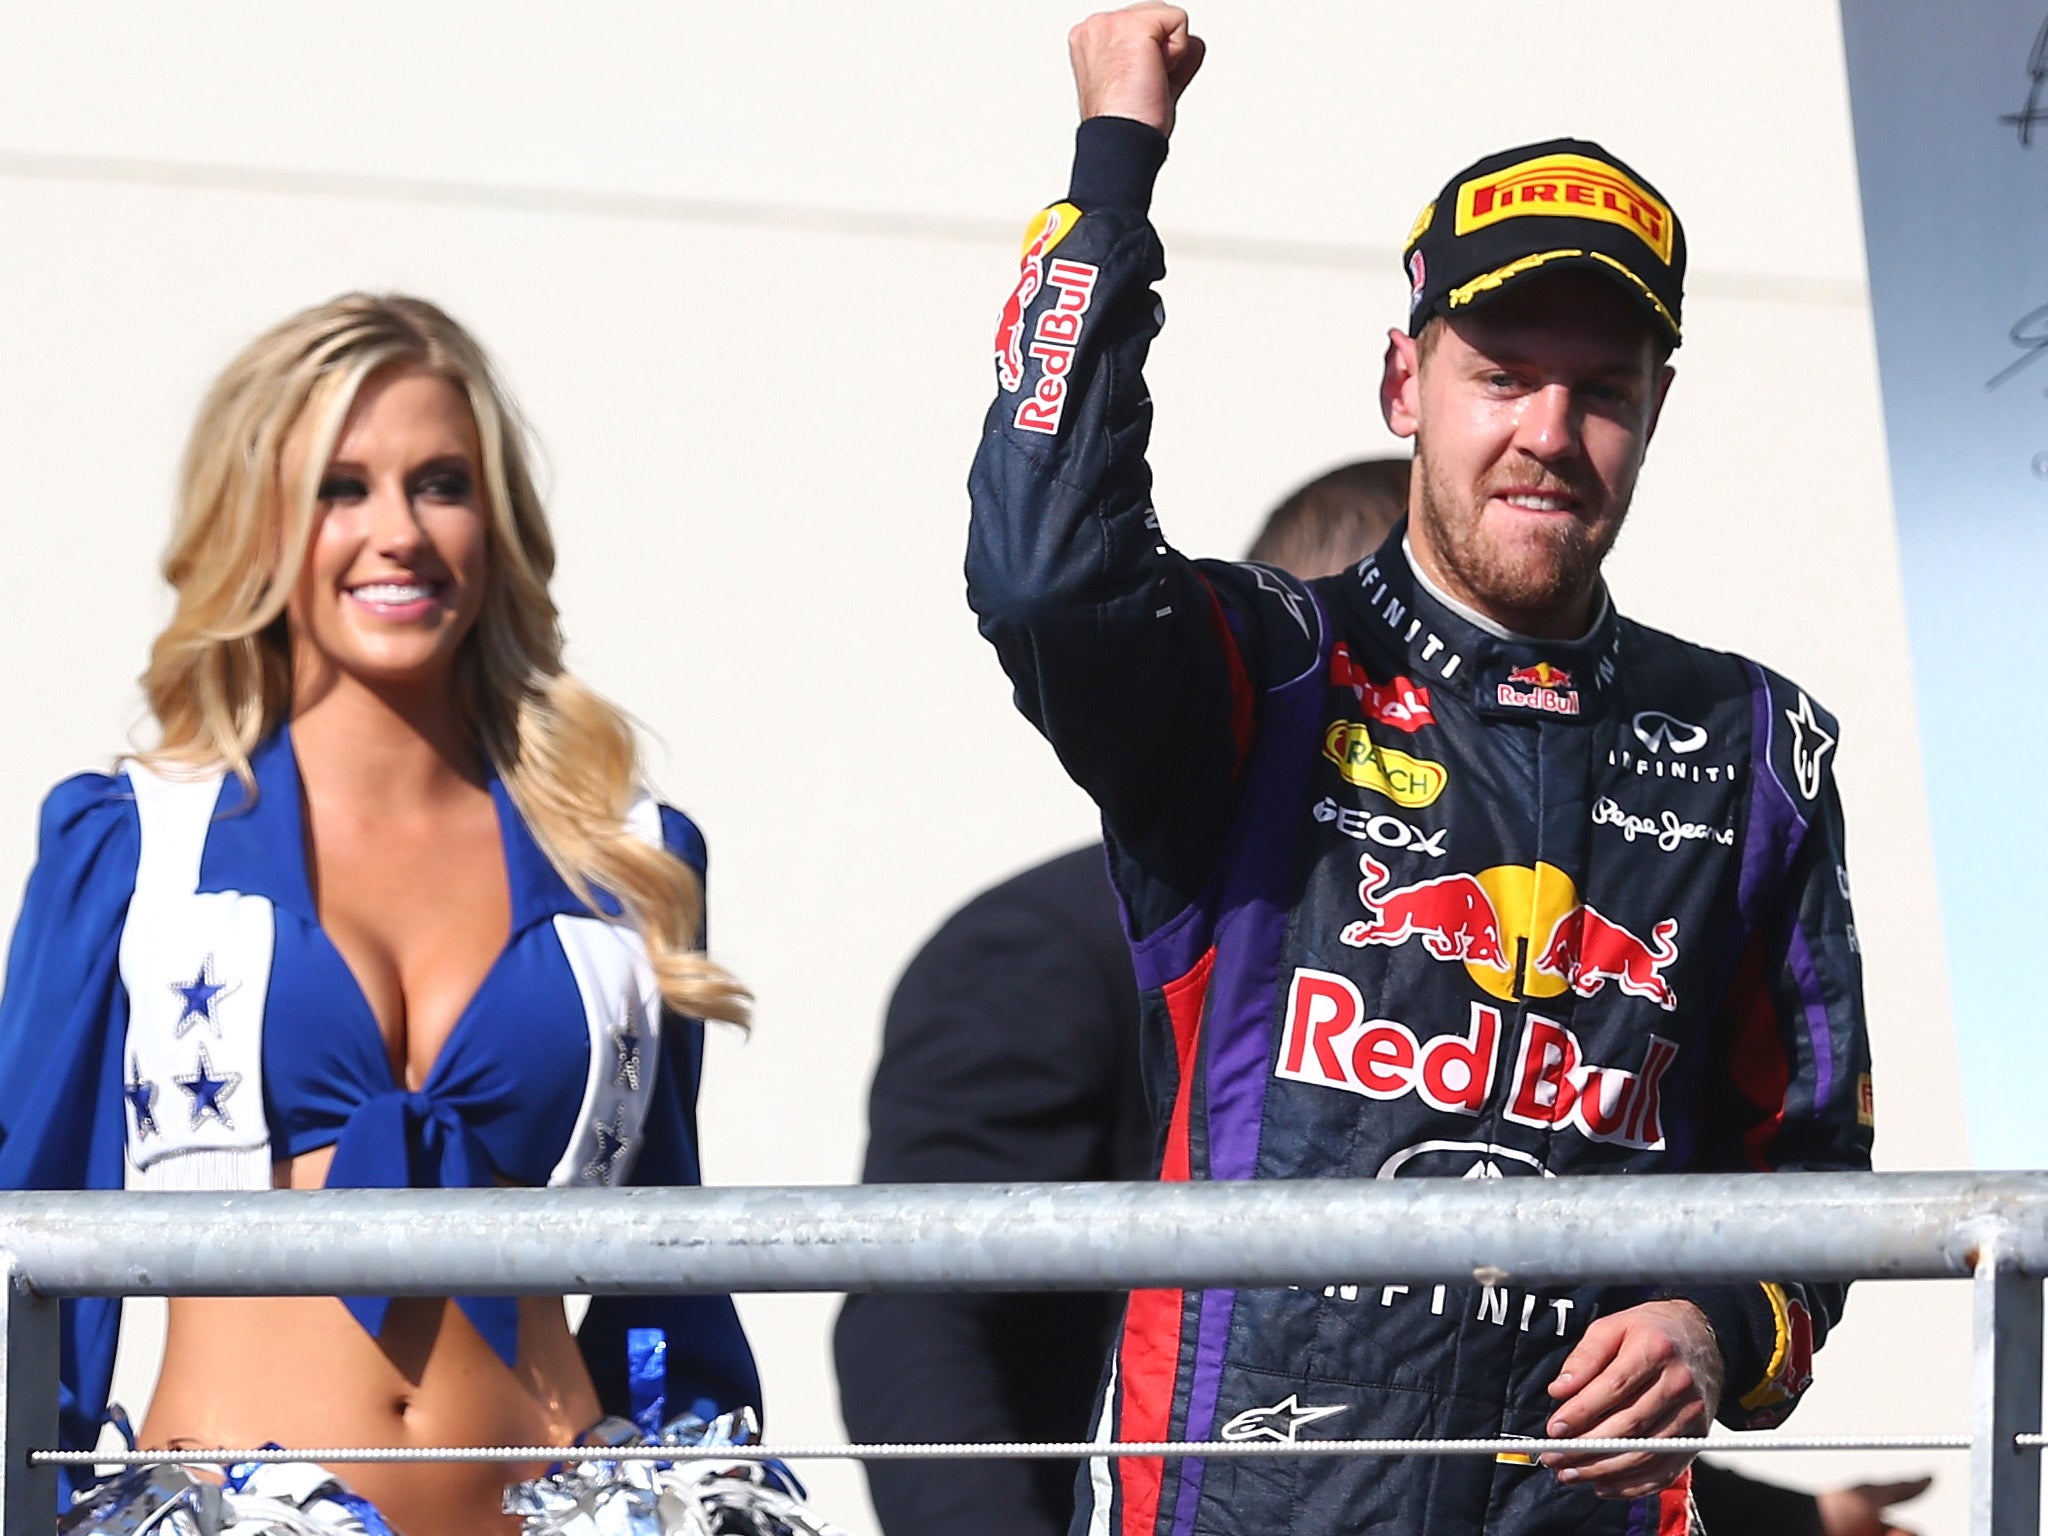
1402 137 1686 347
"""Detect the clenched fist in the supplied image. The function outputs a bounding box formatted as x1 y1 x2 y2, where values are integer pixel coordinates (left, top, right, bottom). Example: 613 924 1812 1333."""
1068 3 1206 137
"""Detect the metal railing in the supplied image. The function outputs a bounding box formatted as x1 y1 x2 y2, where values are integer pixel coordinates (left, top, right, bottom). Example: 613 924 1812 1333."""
0 1171 2040 1534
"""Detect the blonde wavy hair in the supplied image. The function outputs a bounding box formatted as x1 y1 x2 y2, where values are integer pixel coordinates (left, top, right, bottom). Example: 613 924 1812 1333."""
141 292 748 1025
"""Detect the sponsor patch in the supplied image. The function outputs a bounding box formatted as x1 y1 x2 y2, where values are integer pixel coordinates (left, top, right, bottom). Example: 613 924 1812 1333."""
1784 691 1836 801
1338 854 1680 1009
1311 797 1446 858
1322 725 1448 807
1218 1394 1344 1444
1405 199 1436 247
1497 661 1579 716
1590 796 1734 853
1376 1139 1553 1179
1738 1286 1816 1424
1307 1275 1581 1353
1632 710 1708 755
993 203 1080 393
1331 643 1435 732
1534 905 1681 1012
1277 973 1675 1151
1011 257 1100 436
1453 151 1676 264
1278 981 1501 1114
1502 1015 1677 1149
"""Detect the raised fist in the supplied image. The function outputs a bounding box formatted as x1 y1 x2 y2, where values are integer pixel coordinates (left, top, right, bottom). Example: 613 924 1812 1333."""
1068 3 1206 137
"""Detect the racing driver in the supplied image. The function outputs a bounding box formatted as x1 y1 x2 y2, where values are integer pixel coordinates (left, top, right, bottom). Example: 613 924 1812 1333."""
964 6 1875 1535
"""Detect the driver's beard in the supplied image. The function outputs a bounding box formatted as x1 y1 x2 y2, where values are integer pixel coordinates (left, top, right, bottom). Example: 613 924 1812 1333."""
1411 442 1617 627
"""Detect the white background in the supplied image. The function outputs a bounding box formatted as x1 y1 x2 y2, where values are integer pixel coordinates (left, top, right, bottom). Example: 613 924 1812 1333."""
0 4 1970 1531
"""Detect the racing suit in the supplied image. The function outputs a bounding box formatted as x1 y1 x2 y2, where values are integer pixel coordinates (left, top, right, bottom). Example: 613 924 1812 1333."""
965 116 1874 1536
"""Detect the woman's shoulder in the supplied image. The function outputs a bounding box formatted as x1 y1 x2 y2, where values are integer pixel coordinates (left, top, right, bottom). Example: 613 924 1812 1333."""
10 769 144 931
32 769 140 857
655 803 707 876
624 788 708 877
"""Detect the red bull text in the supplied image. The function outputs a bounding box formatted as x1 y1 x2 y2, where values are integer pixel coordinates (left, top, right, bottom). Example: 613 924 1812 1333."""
1276 974 1675 1150
1502 1016 1676 1148
1497 662 1579 716
1012 259 1099 436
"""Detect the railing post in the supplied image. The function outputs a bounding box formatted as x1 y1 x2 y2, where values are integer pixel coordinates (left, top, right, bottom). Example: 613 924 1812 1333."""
0 1258 56 1536
1971 1246 2042 1536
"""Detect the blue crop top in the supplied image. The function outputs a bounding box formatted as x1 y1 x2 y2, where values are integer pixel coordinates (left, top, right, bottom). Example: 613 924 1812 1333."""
0 730 760 1461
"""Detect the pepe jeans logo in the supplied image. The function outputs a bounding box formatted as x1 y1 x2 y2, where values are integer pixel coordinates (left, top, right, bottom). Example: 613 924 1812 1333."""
1590 797 1733 853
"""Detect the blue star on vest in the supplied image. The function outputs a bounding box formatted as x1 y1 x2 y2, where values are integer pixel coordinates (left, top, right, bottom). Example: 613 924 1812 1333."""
170 955 239 1039
611 993 644 1092
125 1053 160 1140
582 1104 631 1185
175 1043 241 1130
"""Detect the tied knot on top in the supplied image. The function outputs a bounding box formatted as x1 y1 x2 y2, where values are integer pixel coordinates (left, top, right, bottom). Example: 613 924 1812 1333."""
326 1087 520 1366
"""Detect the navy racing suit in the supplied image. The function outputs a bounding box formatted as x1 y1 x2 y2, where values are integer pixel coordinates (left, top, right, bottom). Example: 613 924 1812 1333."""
965 117 1874 1536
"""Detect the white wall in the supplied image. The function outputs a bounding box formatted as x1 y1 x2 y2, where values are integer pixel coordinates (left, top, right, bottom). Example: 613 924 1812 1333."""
0 4 1970 1531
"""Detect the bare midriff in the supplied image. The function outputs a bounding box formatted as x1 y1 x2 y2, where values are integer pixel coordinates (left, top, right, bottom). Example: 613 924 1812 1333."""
140 1144 601 1536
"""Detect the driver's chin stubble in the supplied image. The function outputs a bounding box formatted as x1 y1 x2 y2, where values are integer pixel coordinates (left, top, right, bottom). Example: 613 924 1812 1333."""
1413 458 1611 625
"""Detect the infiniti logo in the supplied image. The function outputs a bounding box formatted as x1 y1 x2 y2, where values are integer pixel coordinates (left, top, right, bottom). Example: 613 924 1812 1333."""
1631 710 1708 755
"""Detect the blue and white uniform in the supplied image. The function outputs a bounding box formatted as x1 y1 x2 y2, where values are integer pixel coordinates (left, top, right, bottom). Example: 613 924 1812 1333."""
0 729 760 1471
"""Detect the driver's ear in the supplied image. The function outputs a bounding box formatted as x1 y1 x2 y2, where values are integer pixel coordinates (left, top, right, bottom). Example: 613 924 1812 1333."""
1643 362 1676 445
1382 327 1422 440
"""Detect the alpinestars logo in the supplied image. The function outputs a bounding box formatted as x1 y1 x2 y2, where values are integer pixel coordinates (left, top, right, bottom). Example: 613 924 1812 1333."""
1219 1395 1344 1444
1784 692 1835 801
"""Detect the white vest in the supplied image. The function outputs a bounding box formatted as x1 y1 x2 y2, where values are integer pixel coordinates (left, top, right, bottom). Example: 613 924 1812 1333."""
118 760 664 1193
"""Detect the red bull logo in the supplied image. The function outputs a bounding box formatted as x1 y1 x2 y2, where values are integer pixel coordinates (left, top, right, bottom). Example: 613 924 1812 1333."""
993 203 1080 394
1276 974 1676 1150
1533 906 1680 1012
1341 856 1504 966
1337 855 1679 1009
1330 644 1435 732
1497 661 1579 716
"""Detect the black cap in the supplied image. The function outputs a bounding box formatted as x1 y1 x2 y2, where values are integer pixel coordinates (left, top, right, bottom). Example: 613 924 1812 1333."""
1402 138 1686 348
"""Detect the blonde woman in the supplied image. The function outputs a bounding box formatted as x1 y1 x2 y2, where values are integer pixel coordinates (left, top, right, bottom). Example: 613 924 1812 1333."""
0 295 757 1536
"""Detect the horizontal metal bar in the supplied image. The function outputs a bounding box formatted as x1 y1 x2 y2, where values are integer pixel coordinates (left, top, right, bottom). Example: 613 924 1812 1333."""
33 1435 1977 1467
2 1172 2044 1297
